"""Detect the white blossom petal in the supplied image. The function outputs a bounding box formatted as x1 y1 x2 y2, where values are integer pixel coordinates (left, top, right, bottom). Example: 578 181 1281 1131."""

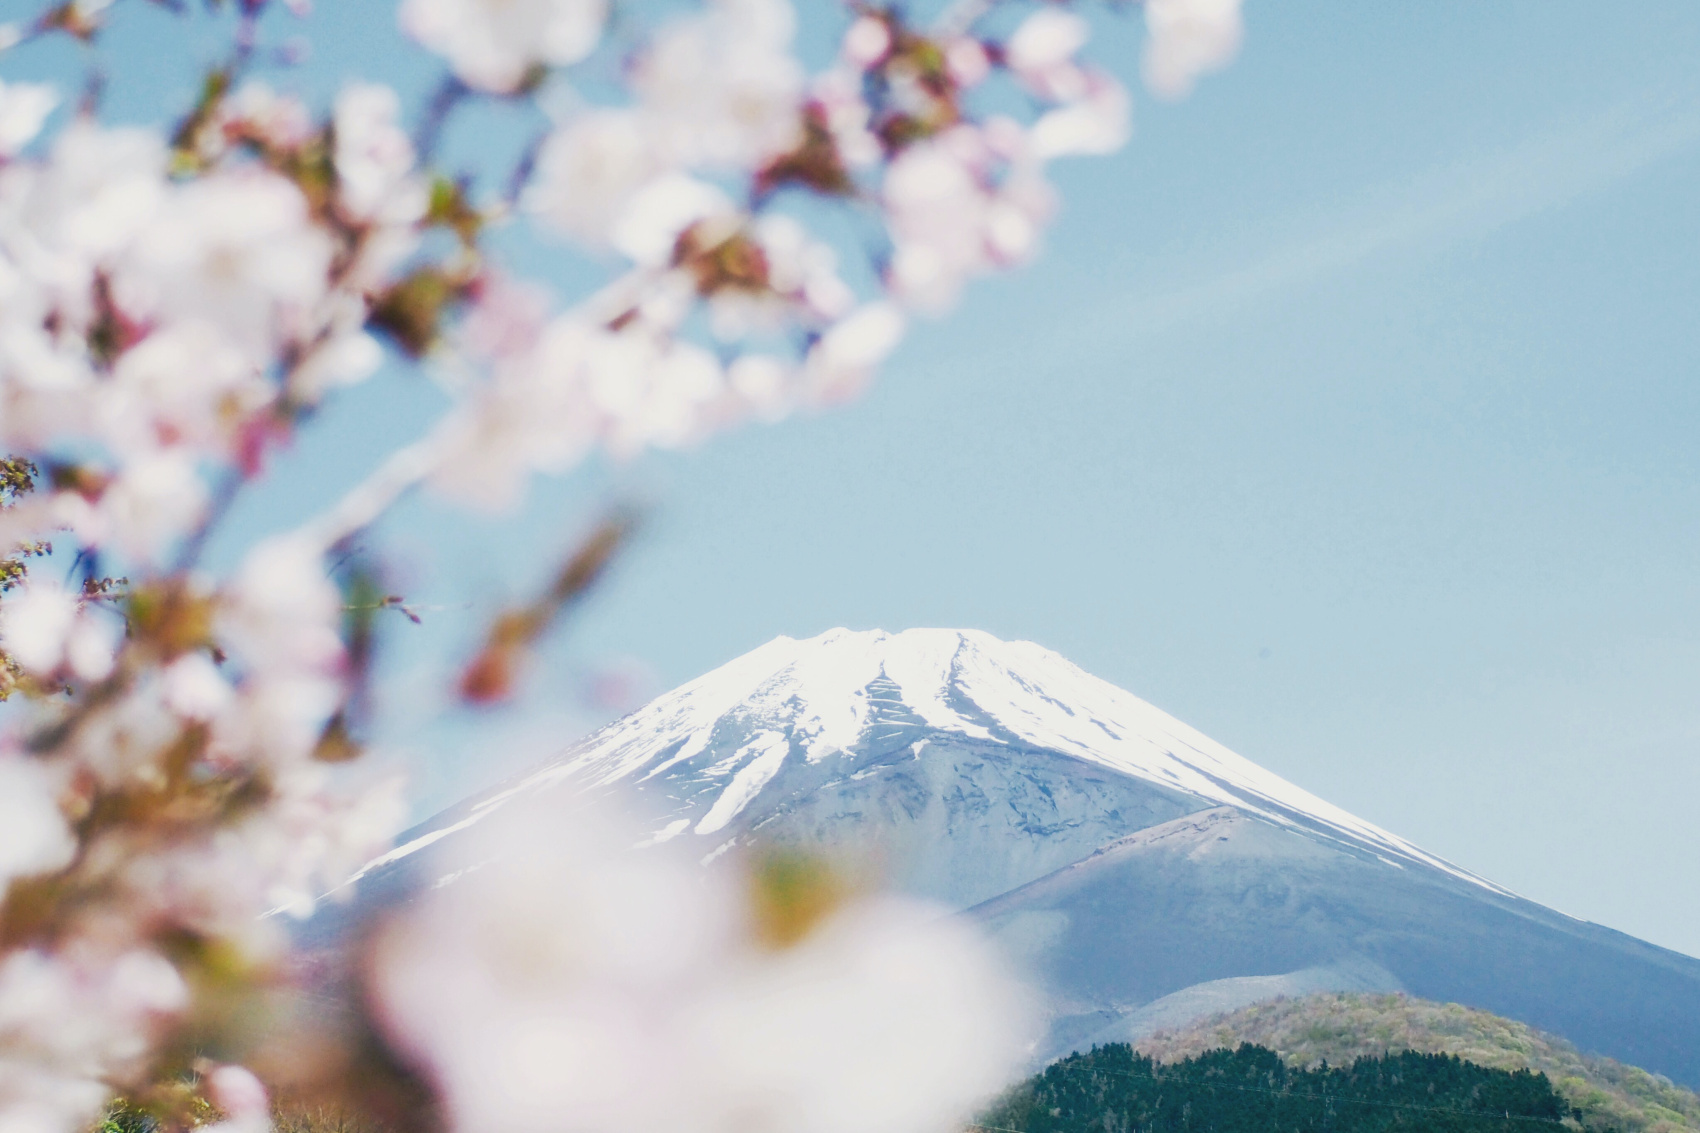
0 81 57 158
0 756 74 890
371 804 1029 1133
399 0 608 93
1143 0 1244 99
611 174 735 267
0 581 78 675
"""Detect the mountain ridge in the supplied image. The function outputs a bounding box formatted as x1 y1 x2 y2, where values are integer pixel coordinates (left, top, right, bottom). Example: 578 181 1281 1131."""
410 628 1508 894
327 627 1700 1088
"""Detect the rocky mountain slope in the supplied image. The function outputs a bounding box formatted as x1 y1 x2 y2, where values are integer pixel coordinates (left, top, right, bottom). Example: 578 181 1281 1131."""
334 628 1700 1088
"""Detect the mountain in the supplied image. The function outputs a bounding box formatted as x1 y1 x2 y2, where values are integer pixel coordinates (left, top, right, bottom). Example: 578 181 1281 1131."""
1132 992 1700 1133
335 628 1700 1088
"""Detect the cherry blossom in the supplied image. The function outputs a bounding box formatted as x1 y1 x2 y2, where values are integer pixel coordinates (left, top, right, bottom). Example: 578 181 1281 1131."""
882 128 1055 313
0 754 76 893
806 89 879 173
526 110 661 251
399 0 609 93
92 449 210 563
1029 71 1131 160
371 806 1030 1133
0 946 187 1133
333 83 427 227
608 174 737 268
0 121 164 363
804 301 905 402
0 1 1243 1129
702 214 856 340
432 305 739 507
840 16 891 71
632 0 805 170
1143 0 1246 99
1007 8 1091 95
212 534 348 766
100 323 267 459
210 83 316 159
161 652 234 722
0 578 118 680
202 1066 271 1133
0 80 56 158
116 169 333 363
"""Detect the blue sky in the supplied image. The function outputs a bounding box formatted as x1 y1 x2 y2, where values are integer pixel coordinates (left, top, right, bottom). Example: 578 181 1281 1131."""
11 1 1700 957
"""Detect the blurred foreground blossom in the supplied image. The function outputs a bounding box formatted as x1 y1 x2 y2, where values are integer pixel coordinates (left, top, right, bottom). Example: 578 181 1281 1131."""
371 806 1032 1133
0 946 188 1133
0 577 117 680
1143 0 1245 99
203 1065 271 1133
0 754 75 887
0 80 55 157
0 0 1240 1126
398 0 609 93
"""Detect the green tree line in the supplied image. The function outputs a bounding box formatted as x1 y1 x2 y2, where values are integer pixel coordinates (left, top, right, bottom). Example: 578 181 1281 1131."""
982 1042 1579 1133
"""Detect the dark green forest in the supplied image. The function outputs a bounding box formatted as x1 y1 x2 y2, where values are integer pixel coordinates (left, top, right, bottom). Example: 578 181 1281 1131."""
980 1043 1578 1133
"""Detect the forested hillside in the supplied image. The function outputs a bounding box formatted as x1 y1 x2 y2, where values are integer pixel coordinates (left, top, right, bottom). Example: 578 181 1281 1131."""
1133 994 1700 1133
981 1043 1571 1133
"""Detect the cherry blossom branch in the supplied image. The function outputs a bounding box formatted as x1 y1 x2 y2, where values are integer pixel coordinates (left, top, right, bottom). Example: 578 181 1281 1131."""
296 418 457 554
930 0 999 38
412 74 468 163
0 1 1246 1131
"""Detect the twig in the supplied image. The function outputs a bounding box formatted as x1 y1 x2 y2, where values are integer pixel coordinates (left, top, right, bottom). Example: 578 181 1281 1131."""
169 466 243 574
931 0 998 38
296 417 457 554
415 74 468 164
503 127 549 206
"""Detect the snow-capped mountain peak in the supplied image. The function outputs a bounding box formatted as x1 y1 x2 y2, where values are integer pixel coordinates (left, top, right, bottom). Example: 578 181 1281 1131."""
331 629 1700 1089
473 628 1505 894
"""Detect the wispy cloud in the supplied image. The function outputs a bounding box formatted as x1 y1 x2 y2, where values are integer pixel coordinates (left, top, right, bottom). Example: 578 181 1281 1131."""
1094 91 1700 341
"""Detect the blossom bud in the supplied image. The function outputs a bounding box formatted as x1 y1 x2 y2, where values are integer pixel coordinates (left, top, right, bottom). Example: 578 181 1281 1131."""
841 16 891 70
1007 9 1089 80
944 38 991 89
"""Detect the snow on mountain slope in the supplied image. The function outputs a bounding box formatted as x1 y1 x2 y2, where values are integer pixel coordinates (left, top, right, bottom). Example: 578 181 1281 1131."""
393 628 1505 897
324 628 1700 1088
